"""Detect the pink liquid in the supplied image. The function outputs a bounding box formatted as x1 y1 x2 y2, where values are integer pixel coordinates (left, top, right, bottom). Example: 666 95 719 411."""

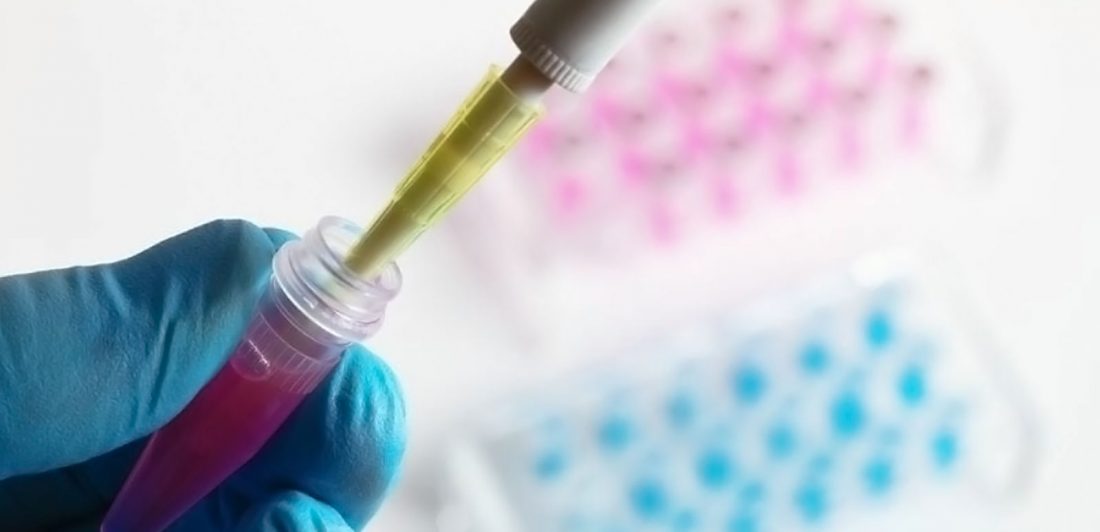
901 65 933 147
102 294 342 531
553 176 587 219
711 175 740 218
775 148 803 195
505 0 938 256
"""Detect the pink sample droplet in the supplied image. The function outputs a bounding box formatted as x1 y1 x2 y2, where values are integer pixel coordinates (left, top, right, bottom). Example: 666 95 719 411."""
865 49 891 90
522 124 557 163
717 6 745 31
686 80 716 114
775 147 803 195
777 0 807 59
836 0 867 36
748 59 776 91
838 117 863 171
901 64 934 147
723 132 746 155
651 29 685 73
811 36 838 65
864 13 897 90
718 45 748 84
681 121 712 160
900 105 922 148
743 98 773 143
619 149 649 189
655 71 688 106
712 175 740 218
591 95 621 132
613 104 655 139
806 74 833 113
553 176 587 221
779 28 803 60
836 87 868 171
649 201 678 245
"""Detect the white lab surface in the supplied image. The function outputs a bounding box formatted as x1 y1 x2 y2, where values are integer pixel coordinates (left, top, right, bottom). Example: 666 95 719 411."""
1 0 1098 530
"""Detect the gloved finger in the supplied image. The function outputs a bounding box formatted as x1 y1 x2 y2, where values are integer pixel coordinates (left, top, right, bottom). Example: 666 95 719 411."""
234 491 353 532
176 344 407 530
0 444 128 532
0 334 406 532
0 438 142 532
262 227 297 249
4 488 357 532
0 220 294 488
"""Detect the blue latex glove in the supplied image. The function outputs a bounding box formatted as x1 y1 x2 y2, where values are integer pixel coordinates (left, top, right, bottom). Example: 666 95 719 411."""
0 220 406 531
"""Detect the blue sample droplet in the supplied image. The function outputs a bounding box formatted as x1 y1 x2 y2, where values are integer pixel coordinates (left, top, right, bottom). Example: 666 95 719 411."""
667 392 696 429
866 309 895 350
766 423 798 460
800 342 830 375
932 430 960 469
727 513 758 532
533 449 568 481
732 364 768 405
598 415 634 452
898 365 927 406
831 392 866 438
696 449 735 489
630 479 668 520
794 482 830 522
863 456 895 495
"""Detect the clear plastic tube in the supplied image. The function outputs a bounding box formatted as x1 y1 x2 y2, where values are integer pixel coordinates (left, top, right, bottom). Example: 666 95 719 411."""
343 65 544 277
101 217 401 532
103 64 540 532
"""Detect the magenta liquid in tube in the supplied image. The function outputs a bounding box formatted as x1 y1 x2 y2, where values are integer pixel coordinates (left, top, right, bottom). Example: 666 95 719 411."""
100 0 670 525
101 216 401 532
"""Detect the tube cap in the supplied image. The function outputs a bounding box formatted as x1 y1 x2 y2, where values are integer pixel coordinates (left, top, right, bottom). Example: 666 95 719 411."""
511 0 664 92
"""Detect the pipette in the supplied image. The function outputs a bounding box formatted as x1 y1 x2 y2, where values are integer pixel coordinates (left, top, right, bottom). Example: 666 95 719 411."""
101 0 662 530
343 0 665 277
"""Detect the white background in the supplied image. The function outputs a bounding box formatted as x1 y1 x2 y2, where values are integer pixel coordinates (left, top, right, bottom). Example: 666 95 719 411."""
1 0 1098 530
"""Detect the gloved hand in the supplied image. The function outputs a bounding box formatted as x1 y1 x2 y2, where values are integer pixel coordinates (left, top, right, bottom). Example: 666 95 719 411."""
0 220 406 531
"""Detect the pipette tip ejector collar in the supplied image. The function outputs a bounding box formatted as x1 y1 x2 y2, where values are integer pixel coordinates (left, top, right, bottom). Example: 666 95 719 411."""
511 0 664 92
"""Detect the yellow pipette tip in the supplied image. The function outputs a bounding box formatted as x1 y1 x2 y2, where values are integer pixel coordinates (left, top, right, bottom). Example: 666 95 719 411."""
344 64 544 277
